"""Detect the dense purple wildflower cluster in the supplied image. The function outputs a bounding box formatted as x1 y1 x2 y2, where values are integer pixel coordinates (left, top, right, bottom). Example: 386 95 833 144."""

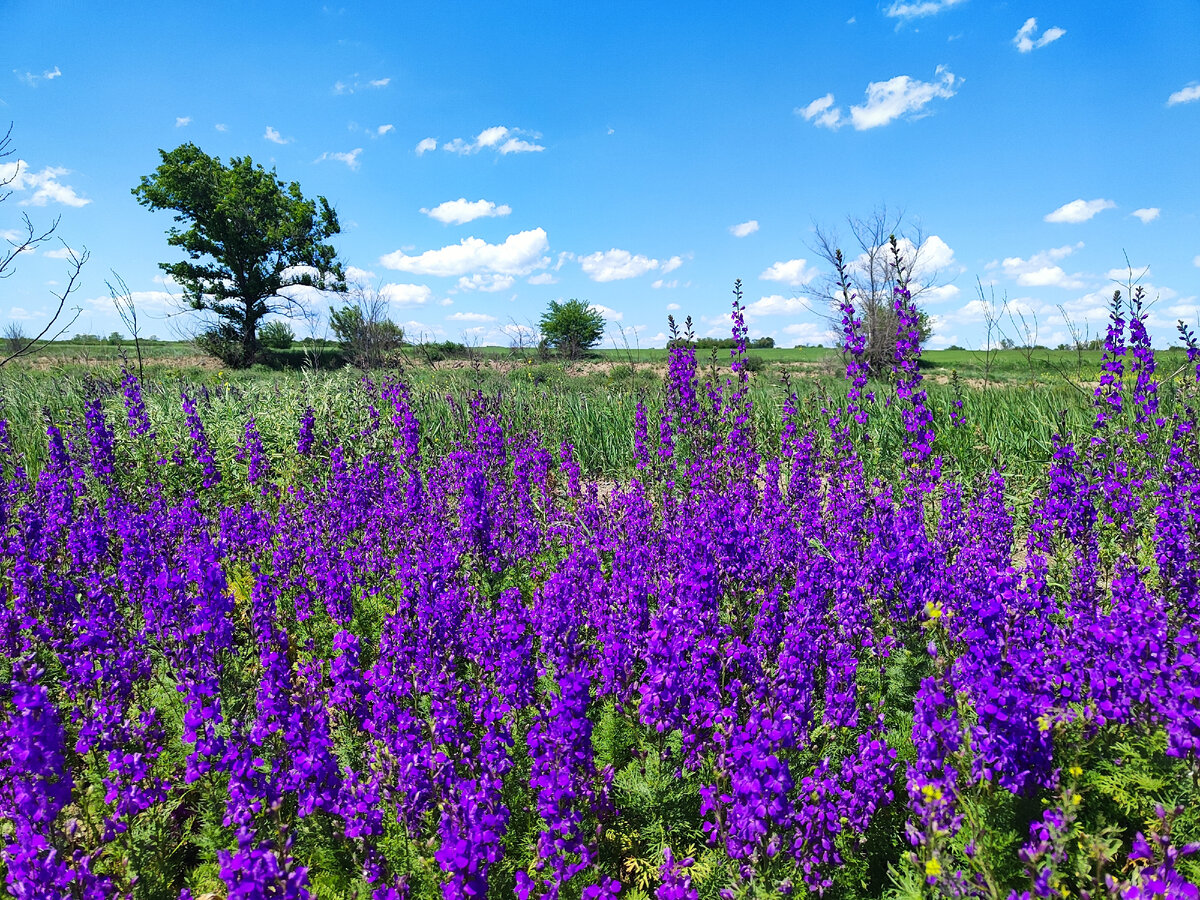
1 279 1198 898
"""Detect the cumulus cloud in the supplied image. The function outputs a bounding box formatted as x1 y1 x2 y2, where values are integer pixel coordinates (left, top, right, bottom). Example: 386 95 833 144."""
421 198 512 225
447 311 498 323
744 295 809 319
884 0 966 20
441 126 545 156
1194 255 1200 268
379 283 432 306
15 66 61 87
579 249 659 282
730 220 759 238
1044 198 1116 223
377 124 394 136
84 290 177 315
798 66 960 131
264 126 291 145
456 274 515 293
666 303 681 311
380 228 550 277
1000 243 1087 288
316 148 363 170
760 258 820 287
43 246 77 259
1013 18 1066 53
527 272 558 285
661 255 685 273
652 279 679 290
589 303 623 323
1168 83 1200 106
215 123 228 132
783 322 835 345
797 94 843 129
175 116 191 127
0 160 90 207
1132 207 1160 224
415 137 438 155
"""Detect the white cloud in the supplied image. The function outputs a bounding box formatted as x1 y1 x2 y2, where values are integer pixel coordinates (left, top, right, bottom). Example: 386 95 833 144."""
379 283 432 306
744 295 809 318
447 311 497 323
345 265 377 283
333 75 390 95
1000 243 1087 288
441 126 545 156
380 228 550 277
43 246 77 259
884 0 966 20
760 258 820 287
579 249 659 282
0 160 90 207
666 303 681 311
377 124 394 136
457 274 515 292
783 322 835 345
660 255 685 273
589 303 623 322
797 94 844 129
1131 207 1160 224
527 272 558 285
1168 83 1200 106
264 126 291 145
175 116 191 127
421 198 512 225
7 307 39 321
921 284 961 303
415 137 438 155
316 148 363 170
84 290 177 315
730 220 759 238
1013 18 1066 53
1194 255 1200 268
215 123 228 132
1104 266 1152 282
1044 198 1116 223
652 279 679 290
15 66 62 87
800 66 960 131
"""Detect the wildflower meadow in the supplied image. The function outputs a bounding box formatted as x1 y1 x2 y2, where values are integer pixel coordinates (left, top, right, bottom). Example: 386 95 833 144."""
1 271 1199 899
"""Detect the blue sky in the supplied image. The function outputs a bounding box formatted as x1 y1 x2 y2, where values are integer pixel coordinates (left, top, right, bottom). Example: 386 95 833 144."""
3 1 1198 350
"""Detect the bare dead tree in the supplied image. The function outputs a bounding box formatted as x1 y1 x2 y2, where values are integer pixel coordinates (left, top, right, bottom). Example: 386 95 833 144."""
330 277 404 370
0 124 89 367
108 272 145 381
805 205 946 373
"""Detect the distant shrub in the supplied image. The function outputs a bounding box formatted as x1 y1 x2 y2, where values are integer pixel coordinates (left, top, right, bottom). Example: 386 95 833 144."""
259 320 295 350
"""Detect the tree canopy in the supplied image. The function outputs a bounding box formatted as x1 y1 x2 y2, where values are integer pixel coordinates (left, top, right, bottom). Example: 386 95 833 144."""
539 299 605 359
132 143 345 367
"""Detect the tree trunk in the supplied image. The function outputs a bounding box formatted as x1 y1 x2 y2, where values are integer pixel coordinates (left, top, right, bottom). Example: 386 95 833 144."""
242 298 257 367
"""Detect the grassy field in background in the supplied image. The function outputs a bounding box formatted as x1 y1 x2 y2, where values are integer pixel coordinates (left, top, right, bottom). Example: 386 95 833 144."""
4 337 1194 514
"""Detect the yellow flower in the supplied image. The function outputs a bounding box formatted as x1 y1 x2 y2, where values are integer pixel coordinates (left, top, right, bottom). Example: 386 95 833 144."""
925 858 942 878
924 600 944 621
1068 765 1082 777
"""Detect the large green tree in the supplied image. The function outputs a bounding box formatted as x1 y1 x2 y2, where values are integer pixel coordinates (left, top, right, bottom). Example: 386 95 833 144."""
539 298 605 359
133 143 345 367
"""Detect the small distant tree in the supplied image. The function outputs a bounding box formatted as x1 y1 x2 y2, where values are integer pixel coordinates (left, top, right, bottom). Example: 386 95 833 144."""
259 320 295 349
132 143 345 368
330 287 404 369
539 298 605 360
